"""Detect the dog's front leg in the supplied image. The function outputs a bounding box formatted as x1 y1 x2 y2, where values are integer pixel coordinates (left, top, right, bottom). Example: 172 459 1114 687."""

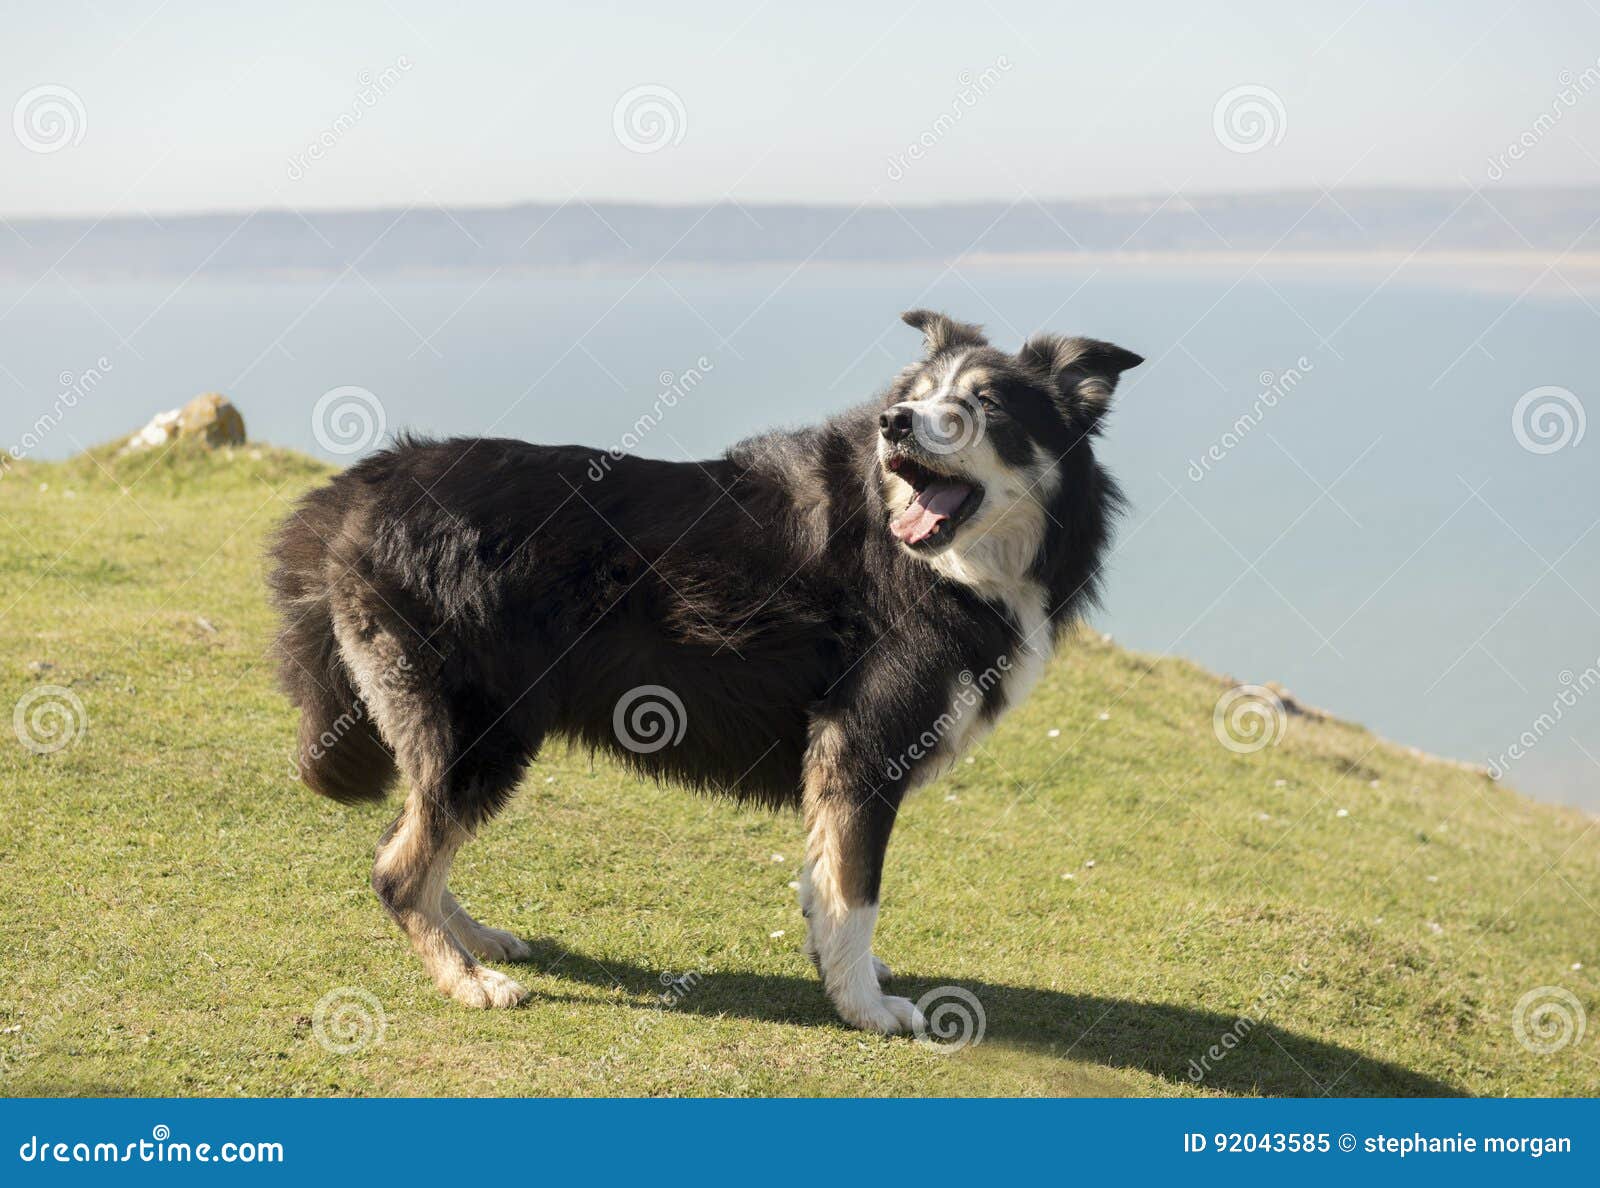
799 722 924 1035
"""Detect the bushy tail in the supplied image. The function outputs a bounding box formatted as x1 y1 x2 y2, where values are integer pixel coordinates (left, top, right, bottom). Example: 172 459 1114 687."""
280 603 397 803
267 488 397 805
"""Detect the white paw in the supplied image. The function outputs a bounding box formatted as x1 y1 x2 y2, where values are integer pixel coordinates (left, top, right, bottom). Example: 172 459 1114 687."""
833 991 925 1035
444 965 528 1009
453 924 533 963
871 954 893 982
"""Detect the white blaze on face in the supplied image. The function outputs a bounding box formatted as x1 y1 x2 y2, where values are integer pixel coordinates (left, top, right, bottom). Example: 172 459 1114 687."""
929 350 971 401
880 352 987 479
882 359 1060 597
900 351 977 452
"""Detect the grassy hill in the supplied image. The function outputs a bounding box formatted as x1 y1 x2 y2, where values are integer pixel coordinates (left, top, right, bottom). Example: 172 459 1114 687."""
1 443 1595 1097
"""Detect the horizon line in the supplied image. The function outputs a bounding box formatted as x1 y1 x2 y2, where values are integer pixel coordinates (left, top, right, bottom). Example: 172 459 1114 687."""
8 183 1600 225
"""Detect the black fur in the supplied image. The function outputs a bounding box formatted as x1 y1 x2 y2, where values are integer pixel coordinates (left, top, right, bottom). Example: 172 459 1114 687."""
267 310 1140 1022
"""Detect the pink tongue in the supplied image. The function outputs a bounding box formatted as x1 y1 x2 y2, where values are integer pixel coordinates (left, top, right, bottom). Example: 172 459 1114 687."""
889 481 972 544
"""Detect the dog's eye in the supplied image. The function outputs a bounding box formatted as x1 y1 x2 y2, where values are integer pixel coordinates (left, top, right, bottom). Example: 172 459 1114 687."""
974 391 999 411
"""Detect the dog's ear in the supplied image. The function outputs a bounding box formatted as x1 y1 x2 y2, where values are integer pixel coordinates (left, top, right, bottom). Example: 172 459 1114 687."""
1018 334 1142 430
901 309 988 355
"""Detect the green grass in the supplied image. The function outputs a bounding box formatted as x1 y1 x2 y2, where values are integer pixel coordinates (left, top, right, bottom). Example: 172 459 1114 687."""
1 442 1596 1097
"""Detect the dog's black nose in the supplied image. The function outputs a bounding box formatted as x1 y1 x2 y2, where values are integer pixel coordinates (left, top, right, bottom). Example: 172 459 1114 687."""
879 406 913 442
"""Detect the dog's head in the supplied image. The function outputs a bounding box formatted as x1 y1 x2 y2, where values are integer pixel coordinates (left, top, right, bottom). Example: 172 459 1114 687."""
878 309 1141 574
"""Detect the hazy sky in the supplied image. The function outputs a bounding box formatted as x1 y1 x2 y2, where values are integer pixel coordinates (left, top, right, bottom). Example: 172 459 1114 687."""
3 0 1599 216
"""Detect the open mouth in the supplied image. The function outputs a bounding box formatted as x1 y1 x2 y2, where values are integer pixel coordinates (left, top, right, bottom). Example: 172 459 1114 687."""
884 453 984 549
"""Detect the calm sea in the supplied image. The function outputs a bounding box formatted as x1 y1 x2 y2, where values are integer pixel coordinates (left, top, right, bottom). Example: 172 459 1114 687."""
3 260 1596 810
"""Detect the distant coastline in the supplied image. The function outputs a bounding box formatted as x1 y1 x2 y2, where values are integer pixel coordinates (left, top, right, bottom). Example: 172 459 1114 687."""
961 248 1600 295
3 189 1597 281
7 249 1597 299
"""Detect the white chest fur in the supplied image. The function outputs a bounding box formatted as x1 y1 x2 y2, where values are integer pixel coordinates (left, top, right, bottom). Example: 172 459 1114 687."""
892 449 1061 788
989 577 1053 710
901 576 1055 789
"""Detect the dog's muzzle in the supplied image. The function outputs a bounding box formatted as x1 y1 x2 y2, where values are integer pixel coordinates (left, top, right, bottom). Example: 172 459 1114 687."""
879 404 914 443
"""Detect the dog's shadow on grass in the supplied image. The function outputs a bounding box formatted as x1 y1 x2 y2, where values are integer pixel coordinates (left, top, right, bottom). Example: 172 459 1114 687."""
515 939 1463 1097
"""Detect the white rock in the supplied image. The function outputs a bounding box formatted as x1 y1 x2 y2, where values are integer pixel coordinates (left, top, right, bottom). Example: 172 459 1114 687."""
125 408 181 451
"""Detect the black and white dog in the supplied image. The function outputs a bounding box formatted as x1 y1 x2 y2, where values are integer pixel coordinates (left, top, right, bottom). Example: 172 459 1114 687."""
269 311 1140 1034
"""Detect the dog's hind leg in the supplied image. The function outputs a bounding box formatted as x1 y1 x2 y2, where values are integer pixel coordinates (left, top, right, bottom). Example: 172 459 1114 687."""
371 793 525 1009
799 722 924 1035
437 725 541 965
333 593 528 1009
441 890 532 962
